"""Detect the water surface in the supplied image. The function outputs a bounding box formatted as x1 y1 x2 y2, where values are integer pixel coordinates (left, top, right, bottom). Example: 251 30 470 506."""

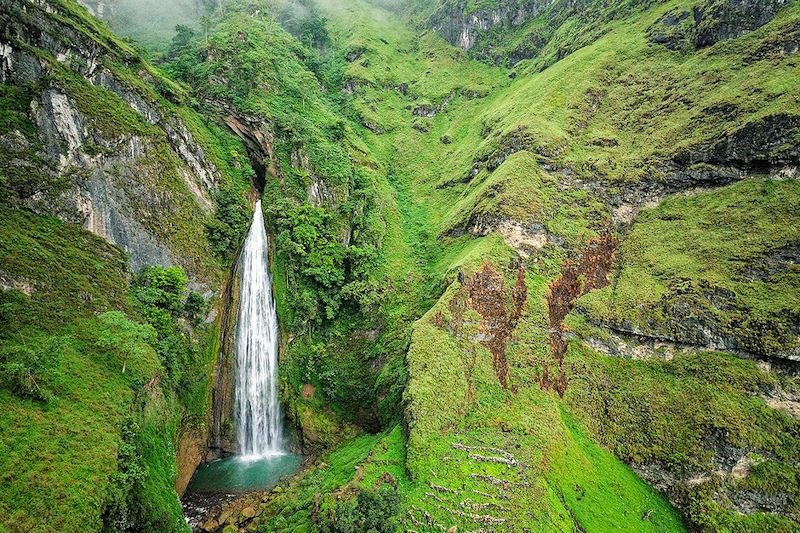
187 453 302 494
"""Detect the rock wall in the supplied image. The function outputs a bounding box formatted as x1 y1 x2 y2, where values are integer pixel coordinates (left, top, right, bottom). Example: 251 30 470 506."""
427 0 555 53
76 0 113 18
1 0 246 496
0 0 220 277
649 0 789 50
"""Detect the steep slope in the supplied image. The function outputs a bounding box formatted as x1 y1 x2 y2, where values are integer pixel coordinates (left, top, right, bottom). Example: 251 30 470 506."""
1 0 254 278
161 3 398 454
232 0 798 530
0 1 254 531
1 0 798 531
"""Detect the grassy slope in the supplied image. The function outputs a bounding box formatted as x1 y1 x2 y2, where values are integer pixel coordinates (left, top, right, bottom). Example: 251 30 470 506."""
479 0 800 182
0 2 257 531
564 337 800 529
565 178 800 530
0 208 186 532
250 0 800 530
576 178 800 356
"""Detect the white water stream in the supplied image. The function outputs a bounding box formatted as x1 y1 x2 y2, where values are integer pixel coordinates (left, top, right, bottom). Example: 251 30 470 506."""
234 200 283 458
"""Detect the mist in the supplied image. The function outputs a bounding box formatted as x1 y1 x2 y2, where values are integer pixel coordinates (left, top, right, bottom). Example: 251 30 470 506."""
106 0 214 51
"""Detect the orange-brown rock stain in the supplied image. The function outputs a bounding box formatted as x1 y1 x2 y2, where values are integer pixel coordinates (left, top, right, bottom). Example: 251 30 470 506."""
542 231 618 396
463 264 528 389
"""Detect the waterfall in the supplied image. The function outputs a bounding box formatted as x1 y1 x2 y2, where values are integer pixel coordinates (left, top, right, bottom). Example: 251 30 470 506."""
234 200 283 458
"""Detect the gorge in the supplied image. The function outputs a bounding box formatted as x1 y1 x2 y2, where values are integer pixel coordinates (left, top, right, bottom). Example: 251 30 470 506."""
182 199 301 527
0 0 799 532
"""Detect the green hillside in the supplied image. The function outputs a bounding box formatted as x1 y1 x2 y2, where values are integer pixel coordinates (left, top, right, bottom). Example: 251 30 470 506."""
0 0 798 531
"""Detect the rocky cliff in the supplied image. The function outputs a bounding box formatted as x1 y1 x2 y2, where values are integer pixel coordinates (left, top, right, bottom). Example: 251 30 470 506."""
1 1 256 528
76 0 113 17
0 0 237 279
427 0 793 66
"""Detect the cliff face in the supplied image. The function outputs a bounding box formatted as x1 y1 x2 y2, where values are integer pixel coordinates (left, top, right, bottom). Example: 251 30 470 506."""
1 0 221 278
427 0 792 66
649 0 790 50
427 0 555 51
76 0 112 17
0 0 255 519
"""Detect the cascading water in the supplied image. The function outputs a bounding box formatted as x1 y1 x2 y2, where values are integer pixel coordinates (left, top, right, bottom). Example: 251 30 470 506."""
234 199 282 458
184 199 301 517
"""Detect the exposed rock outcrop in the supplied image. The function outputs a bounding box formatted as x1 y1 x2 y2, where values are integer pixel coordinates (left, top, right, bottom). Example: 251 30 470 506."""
466 264 528 388
544 232 617 396
586 279 800 361
695 0 789 48
76 0 113 18
649 0 790 50
427 0 555 53
1 0 221 276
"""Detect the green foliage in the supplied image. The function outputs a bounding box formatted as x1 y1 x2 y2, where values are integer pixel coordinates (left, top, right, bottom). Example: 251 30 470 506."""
251 428 408 531
318 484 403 533
128 266 209 408
204 180 249 263
271 202 346 323
96 311 157 376
300 14 331 50
0 83 38 139
183 291 208 325
103 417 147 532
103 398 188 533
0 335 69 402
0 208 199 532
0 207 174 532
130 267 188 319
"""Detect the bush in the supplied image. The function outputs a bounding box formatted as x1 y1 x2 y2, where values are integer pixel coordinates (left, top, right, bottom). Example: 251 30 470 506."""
128 266 202 393
205 184 250 260
0 335 69 402
318 484 402 533
183 291 207 325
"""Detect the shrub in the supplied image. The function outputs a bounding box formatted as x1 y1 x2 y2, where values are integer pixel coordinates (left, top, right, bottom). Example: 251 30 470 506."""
0 335 70 402
205 184 250 260
318 484 403 533
183 291 207 325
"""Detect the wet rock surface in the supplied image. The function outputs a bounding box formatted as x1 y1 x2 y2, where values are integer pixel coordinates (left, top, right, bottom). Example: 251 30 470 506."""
544 233 617 395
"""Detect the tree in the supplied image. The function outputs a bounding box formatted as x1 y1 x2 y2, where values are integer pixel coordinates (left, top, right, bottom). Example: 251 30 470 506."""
130 266 188 318
166 24 196 61
184 291 207 325
96 312 155 375
200 15 212 45
300 14 330 49
318 484 402 533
